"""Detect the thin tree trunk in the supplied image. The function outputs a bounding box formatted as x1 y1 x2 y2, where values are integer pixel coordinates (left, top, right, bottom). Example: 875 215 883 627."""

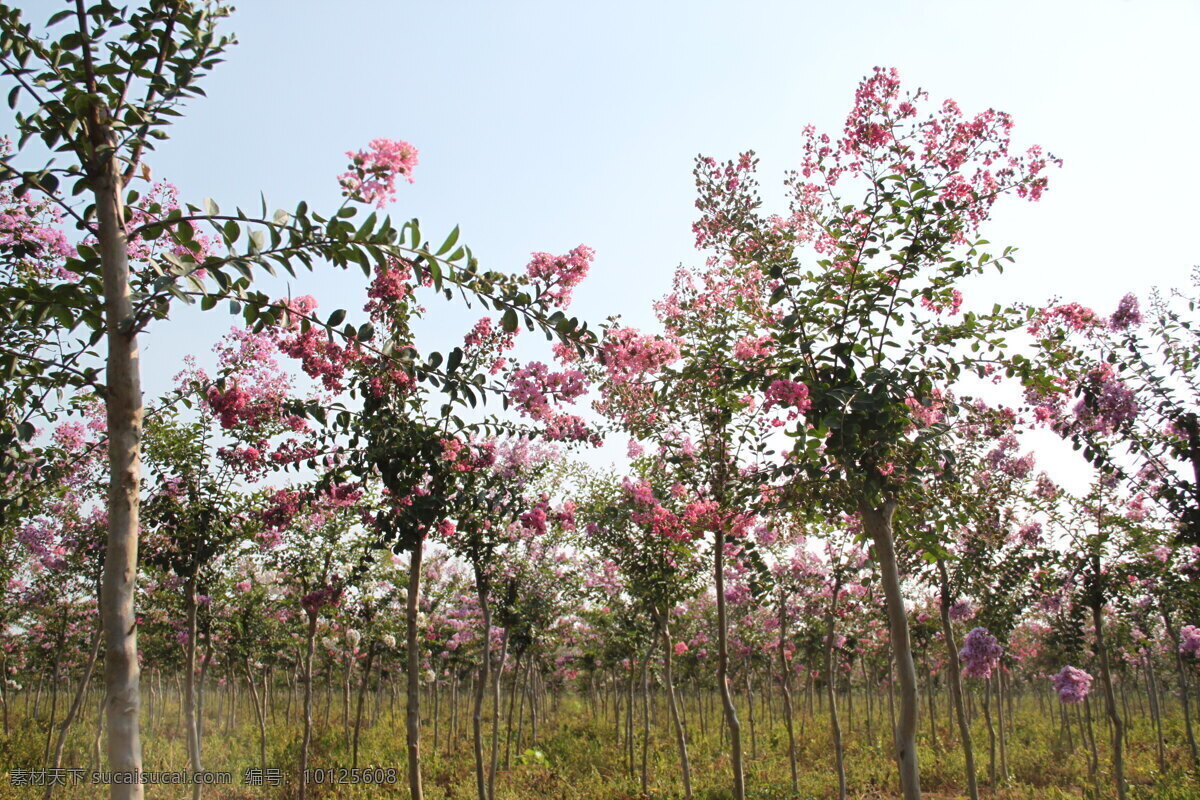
861 499 920 800
640 636 653 797
45 624 103 800
995 667 1009 782
1143 652 1165 772
183 576 204 799
243 660 267 773
298 611 318 800
981 681 996 787
778 593 798 794
352 642 376 769
473 571 491 800
660 613 693 800
1164 610 1200 766
936 560 978 800
824 579 847 800
487 629 509 800
406 537 426 800
1091 594 1126 800
713 523 746 800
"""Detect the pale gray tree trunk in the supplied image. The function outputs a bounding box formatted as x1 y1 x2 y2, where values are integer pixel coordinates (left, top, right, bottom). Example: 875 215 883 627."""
713 523 746 800
777 591 798 794
1090 594 1126 800
936 560 978 800
860 499 921 800
823 576 847 800
659 613 693 800
94 112 145 800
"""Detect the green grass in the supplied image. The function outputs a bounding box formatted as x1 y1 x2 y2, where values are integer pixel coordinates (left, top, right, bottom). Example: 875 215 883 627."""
1 691 1198 799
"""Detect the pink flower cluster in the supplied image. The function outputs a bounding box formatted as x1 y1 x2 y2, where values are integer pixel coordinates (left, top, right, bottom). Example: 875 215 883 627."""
904 388 945 428
339 138 419 208
919 289 963 316
764 379 811 412
508 362 588 421
733 334 775 361
1027 303 1099 337
1051 665 1093 704
276 296 364 392
524 245 594 307
959 626 1003 679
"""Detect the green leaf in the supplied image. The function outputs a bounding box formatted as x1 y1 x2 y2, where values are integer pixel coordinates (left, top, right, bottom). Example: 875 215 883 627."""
436 225 460 256
501 308 518 333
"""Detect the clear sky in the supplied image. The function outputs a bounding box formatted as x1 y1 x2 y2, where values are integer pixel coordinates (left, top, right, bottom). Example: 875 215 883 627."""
17 0 1200 477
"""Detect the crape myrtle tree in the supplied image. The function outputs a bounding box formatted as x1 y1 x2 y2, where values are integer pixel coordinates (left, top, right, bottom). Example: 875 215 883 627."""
579 463 708 799
1035 476 1151 800
0 5 593 796
1024 280 1200 738
280 227 596 800
591 251 796 800
436 437 583 800
757 515 819 795
921 400 1051 799
689 67 1059 799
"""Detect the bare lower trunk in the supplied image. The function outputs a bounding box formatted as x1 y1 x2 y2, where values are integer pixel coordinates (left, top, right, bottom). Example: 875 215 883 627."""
936 560 978 800
1164 610 1200 766
96 126 144 800
298 611 318 800
778 593 798 794
352 642 376 769
473 572 491 800
487 629 509 800
640 636 653 796
45 624 103 800
406 537 426 800
1090 595 1126 800
824 580 847 800
713 525 746 800
660 614 693 800
243 660 267 772
861 498 920 800
183 577 204 799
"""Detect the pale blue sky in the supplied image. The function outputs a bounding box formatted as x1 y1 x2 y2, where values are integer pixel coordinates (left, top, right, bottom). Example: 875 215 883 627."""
17 0 1200 475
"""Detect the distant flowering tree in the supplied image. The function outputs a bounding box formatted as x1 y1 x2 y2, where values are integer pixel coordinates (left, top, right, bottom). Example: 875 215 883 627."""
1024 278 1200 553
589 248 800 800
579 464 708 798
691 67 1059 800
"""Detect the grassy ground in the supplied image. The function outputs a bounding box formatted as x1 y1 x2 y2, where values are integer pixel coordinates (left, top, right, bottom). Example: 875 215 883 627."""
1 690 1198 799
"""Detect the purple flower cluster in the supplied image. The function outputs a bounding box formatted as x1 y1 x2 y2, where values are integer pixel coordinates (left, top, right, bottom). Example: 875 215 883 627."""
1051 665 1093 703
959 627 1003 679
1074 365 1138 434
1108 293 1143 331
1180 625 1200 658
948 600 975 622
